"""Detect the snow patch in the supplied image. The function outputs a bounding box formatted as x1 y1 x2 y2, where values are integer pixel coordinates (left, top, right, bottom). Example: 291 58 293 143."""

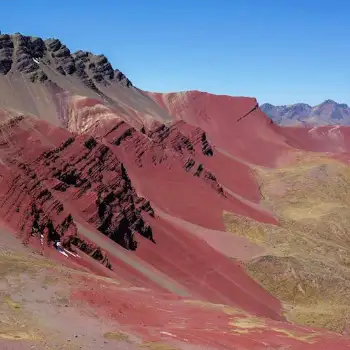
160 331 177 338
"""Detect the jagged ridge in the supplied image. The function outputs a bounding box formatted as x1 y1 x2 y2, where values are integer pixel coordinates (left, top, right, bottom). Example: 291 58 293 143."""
89 117 226 196
0 33 132 87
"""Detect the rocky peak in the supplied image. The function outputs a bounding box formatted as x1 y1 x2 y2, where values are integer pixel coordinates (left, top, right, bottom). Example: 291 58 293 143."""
321 99 337 105
0 34 13 74
260 103 274 109
285 103 312 115
0 32 132 88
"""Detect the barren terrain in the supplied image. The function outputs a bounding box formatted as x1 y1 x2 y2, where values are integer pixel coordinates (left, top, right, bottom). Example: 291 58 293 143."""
1 32 350 349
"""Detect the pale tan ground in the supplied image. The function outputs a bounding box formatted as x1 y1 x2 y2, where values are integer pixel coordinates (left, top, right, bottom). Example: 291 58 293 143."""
0 73 172 132
224 152 350 333
0 229 218 350
0 230 143 350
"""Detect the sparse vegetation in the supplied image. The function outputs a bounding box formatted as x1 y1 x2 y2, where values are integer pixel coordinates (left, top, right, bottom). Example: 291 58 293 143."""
224 153 350 332
103 331 130 342
140 342 179 350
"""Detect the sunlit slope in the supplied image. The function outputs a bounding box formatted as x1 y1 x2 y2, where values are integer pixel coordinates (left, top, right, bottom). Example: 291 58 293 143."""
224 153 350 332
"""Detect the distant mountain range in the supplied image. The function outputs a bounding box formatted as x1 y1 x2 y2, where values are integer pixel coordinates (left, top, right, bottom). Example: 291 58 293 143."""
261 100 350 126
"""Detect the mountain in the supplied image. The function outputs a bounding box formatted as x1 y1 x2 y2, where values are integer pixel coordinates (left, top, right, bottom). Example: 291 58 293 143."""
261 100 350 126
1 32 350 349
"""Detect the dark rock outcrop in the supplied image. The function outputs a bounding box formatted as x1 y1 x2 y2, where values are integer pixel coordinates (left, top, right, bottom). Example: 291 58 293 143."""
72 50 132 87
0 116 155 264
13 34 48 82
90 118 226 197
0 34 14 74
39 135 155 250
45 38 76 75
0 32 132 88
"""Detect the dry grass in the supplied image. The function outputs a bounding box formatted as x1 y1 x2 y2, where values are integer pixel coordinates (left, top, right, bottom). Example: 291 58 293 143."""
0 330 39 340
3 295 21 310
0 248 120 346
230 316 266 333
183 299 245 316
268 328 319 344
103 331 131 342
224 153 350 332
0 292 41 343
0 249 120 290
140 342 179 350
229 314 319 343
0 252 48 344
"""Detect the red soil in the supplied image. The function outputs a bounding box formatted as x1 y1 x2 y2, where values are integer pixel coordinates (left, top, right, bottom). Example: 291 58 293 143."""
279 125 350 154
2 88 350 348
148 91 292 166
89 117 277 229
148 91 350 168
135 216 282 320
71 273 350 350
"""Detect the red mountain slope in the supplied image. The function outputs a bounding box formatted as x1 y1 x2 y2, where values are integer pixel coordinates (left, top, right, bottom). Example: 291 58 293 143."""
1 33 350 349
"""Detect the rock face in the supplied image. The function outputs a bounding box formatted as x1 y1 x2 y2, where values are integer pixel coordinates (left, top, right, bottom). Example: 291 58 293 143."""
0 116 155 268
0 153 114 268
261 100 350 125
145 120 223 193
45 135 155 249
0 33 132 87
0 34 14 74
89 117 226 198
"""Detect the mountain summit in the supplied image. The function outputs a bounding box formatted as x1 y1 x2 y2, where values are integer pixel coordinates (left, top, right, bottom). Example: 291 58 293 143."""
0 33 132 86
0 32 172 128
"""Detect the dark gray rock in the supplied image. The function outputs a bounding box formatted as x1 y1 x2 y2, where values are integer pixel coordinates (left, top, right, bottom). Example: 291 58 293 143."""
0 35 13 74
63 60 76 75
0 34 14 74
73 50 89 62
28 70 48 83
0 34 13 49
56 65 66 75
52 46 70 58
45 38 62 52
115 69 132 87
45 39 76 76
30 37 46 58
0 32 133 89
14 34 40 74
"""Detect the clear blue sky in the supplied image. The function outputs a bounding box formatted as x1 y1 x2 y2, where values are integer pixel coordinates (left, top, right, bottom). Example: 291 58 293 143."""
1 0 349 105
